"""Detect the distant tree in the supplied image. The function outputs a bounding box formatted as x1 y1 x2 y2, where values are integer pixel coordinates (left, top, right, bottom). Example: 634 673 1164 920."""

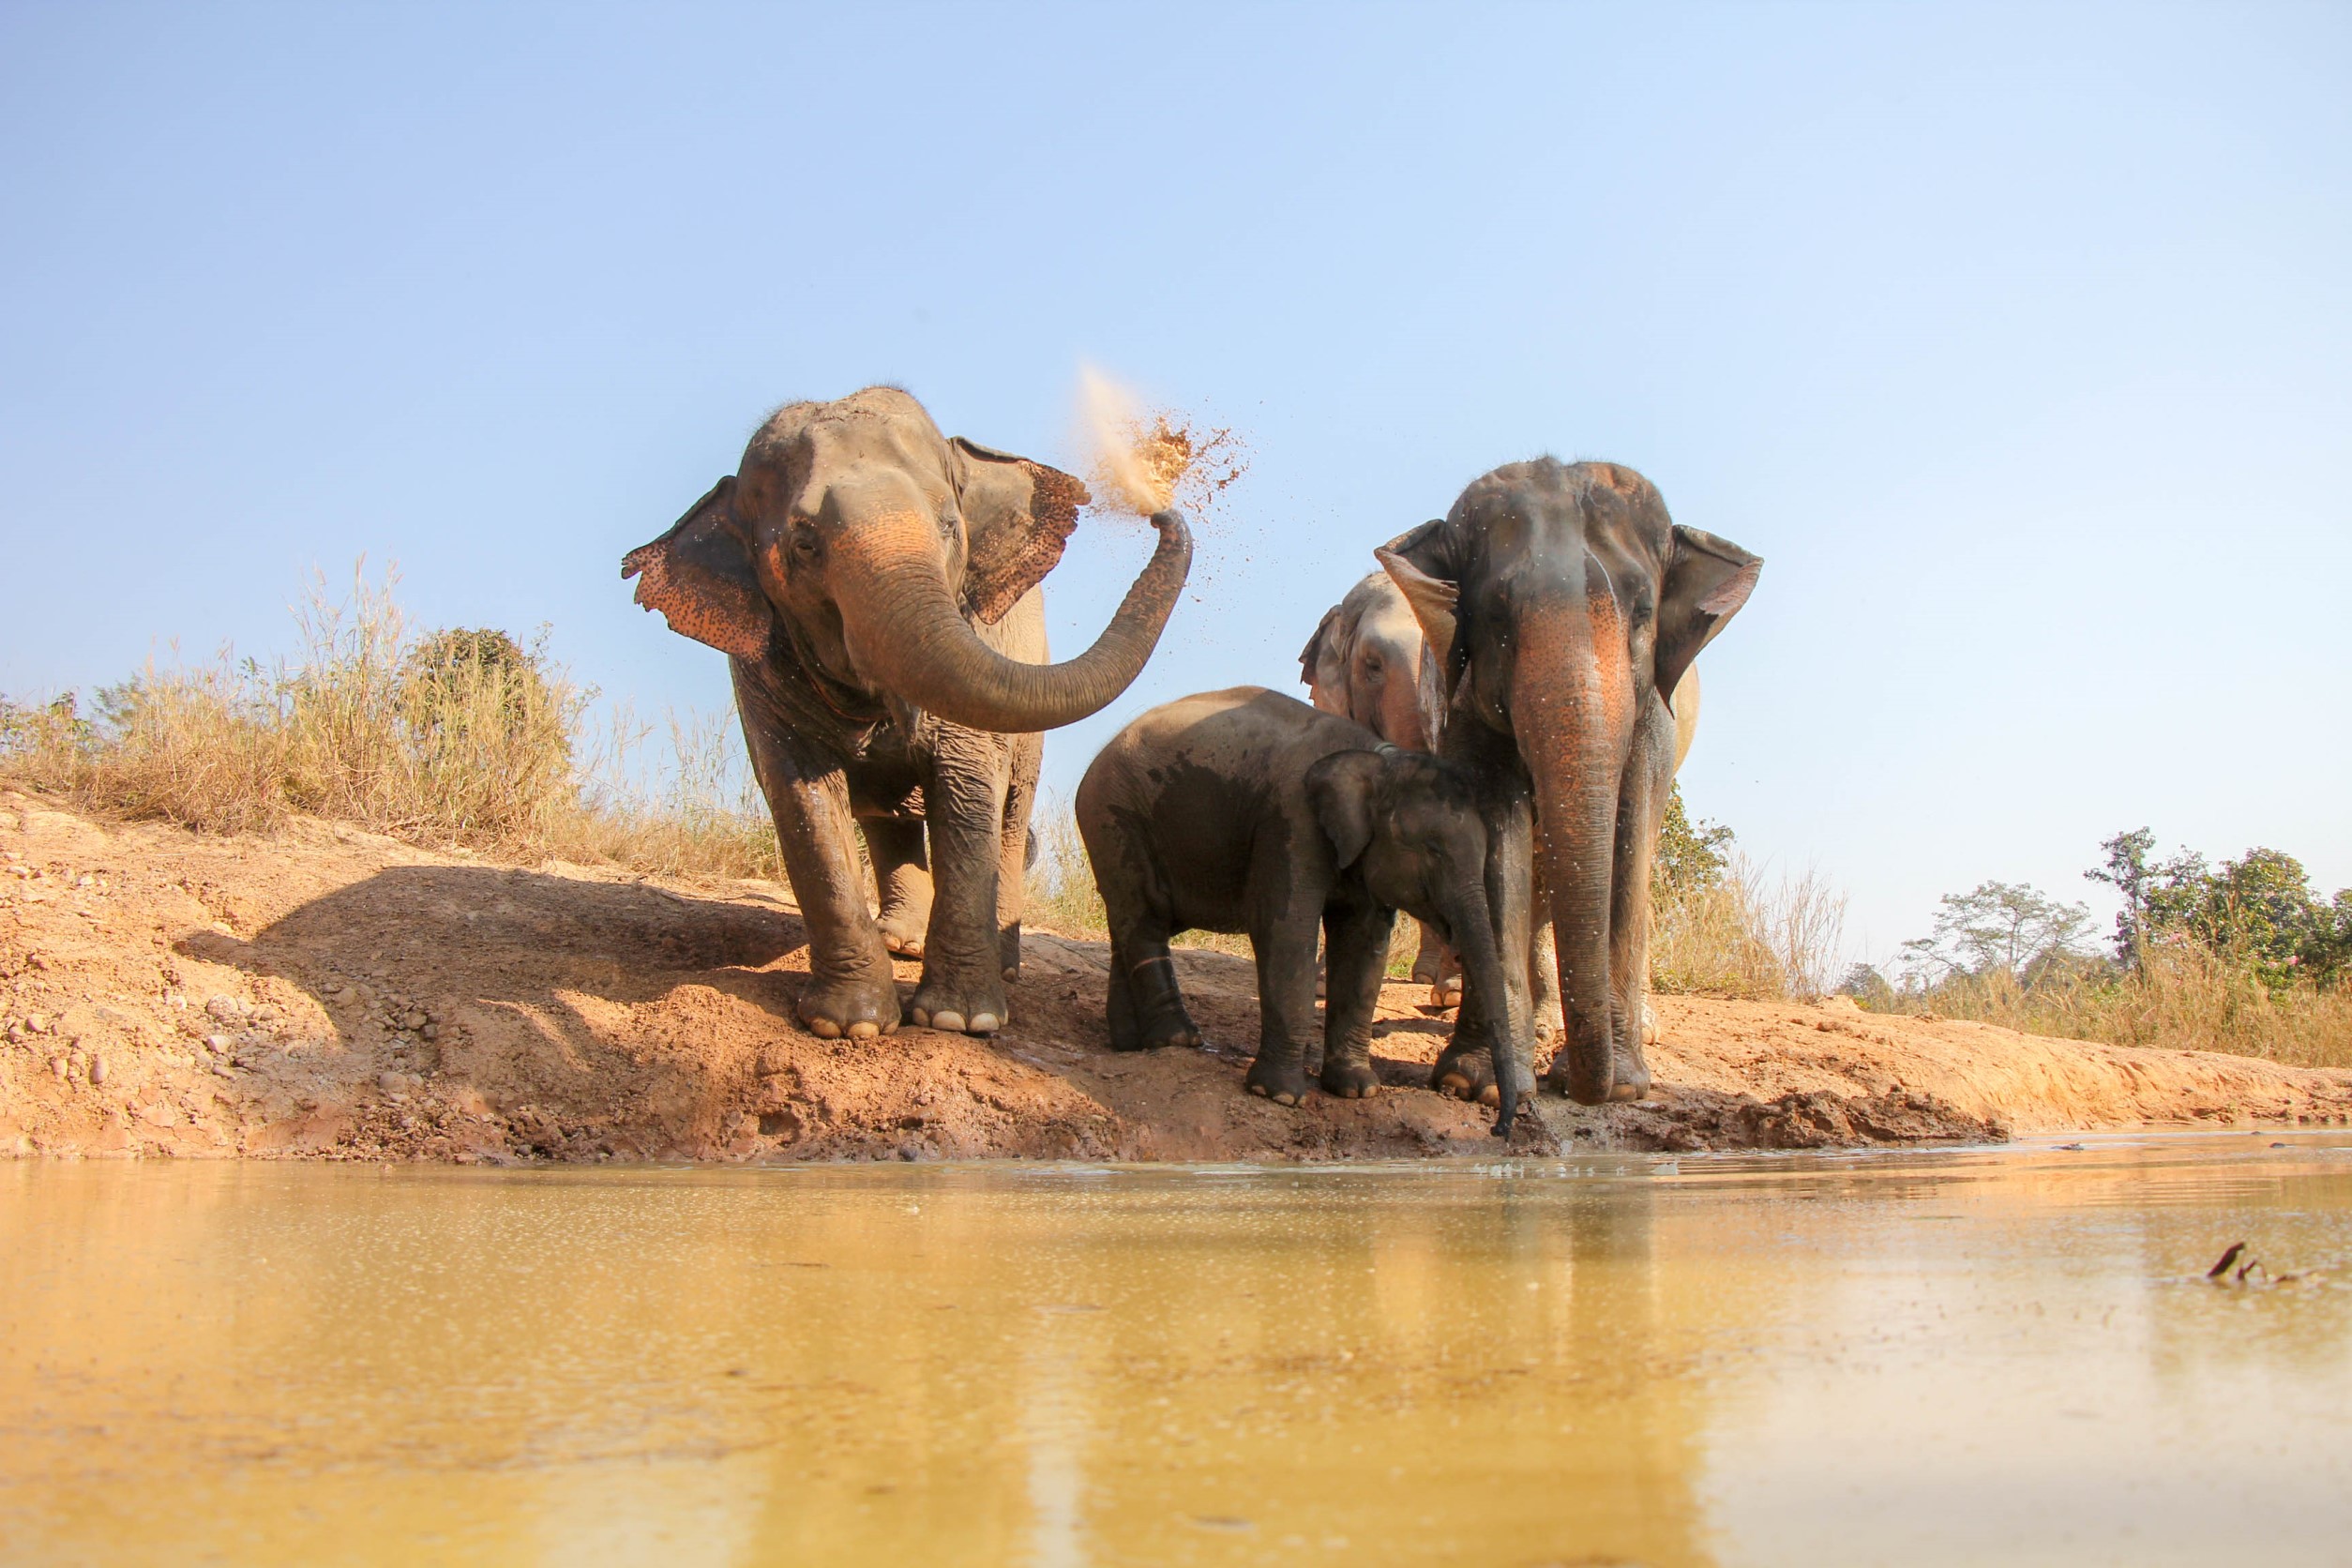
2087 829 2348 993
1653 783 1733 899
1899 880 2094 990
1836 962 1897 1010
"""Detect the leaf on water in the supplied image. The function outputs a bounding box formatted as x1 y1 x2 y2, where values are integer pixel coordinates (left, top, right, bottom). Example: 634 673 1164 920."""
2207 1241 2248 1279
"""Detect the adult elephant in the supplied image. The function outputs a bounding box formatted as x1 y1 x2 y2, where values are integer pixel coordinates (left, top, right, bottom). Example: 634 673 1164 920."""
1376 460 1758 1109
1303 569 1704 1032
624 387 1192 1041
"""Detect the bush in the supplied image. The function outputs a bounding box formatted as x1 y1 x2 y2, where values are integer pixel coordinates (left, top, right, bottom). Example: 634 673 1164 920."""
1863 830 2352 1068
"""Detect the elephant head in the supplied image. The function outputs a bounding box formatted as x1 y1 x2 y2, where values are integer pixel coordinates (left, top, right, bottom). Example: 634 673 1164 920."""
1299 571 1438 751
1378 460 1759 1105
1304 746 1525 1125
624 387 1193 733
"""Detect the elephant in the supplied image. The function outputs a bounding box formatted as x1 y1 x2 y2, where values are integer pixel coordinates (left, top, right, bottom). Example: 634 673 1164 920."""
1304 569 1705 1034
1075 686 1523 1120
1375 459 1759 1110
624 386 1193 1041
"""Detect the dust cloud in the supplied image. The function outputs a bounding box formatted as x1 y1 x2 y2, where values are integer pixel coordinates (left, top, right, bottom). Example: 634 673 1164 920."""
1074 365 1249 522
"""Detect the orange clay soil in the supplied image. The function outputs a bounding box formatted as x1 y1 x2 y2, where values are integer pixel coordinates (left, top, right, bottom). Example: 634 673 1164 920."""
4 788 2347 1164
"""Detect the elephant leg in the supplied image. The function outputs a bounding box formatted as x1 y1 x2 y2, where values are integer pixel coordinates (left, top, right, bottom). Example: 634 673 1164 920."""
1319 900 1393 1099
863 816 932 958
733 668 900 1040
1244 889 1326 1107
909 730 1012 1035
1596 699 1675 1102
996 734 1041 982
1108 922 1198 1051
1434 727 1537 1106
1426 940 1464 1011
1529 856 1562 1050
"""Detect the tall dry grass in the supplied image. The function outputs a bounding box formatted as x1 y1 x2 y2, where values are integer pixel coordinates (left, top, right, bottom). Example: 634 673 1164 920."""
1880 944 2352 1069
0 564 780 880
1650 852 1848 1001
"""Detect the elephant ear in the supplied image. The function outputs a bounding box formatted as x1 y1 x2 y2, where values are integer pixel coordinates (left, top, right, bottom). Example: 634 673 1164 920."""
1654 525 1760 712
1297 604 1350 713
950 437 1091 626
1304 748 1386 870
1375 520 1457 748
621 476 776 663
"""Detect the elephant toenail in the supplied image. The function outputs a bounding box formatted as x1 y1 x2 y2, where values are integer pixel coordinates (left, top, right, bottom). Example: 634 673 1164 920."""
848 1020 879 1040
1478 1084 1500 1107
1247 1082 1268 1097
967 1013 1000 1033
929 1011 965 1033
1275 1092 1300 1106
807 1017 842 1040
1002 967 1018 982
910 1008 930 1027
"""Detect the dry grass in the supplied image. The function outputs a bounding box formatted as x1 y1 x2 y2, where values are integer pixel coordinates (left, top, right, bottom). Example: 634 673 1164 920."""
0 564 780 881
1651 852 1848 1001
1882 944 2352 1069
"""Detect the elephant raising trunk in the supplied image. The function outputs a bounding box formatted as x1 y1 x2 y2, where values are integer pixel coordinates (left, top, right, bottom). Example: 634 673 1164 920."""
623 388 1194 1046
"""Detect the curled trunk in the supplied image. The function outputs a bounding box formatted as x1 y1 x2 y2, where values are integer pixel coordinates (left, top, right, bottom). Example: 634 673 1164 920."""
834 511 1193 734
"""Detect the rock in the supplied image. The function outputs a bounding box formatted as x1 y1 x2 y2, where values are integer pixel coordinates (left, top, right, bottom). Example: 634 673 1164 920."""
88 1055 107 1086
204 996 241 1024
377 1071 404 1094
25 1014 49 1035
403 1009 428 1031
204 1033 229 1052
50 1056 68 1079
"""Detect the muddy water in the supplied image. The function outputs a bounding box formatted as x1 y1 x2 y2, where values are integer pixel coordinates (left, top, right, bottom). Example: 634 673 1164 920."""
4 1138 2349 1566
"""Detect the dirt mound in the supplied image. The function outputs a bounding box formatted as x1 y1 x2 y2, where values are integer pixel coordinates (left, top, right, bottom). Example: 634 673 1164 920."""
4 791 2348 1164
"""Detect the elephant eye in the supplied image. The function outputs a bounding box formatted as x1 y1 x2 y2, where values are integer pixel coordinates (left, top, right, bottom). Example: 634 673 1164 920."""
789 527 820 561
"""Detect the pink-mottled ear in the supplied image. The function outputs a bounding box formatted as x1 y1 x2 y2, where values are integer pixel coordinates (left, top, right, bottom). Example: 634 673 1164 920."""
1655 524 1760 708
1376 522 1458 747
1298 603 1350 713
949 437 1090 625
621 476 776 663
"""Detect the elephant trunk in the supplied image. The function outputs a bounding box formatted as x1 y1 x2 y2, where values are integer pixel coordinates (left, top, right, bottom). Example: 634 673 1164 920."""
1510 580 1636 1106
1437 878 1524 1132
832 509 1192 734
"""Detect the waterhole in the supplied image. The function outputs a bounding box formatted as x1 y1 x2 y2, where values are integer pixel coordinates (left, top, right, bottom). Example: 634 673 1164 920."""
4 1134 2348 1564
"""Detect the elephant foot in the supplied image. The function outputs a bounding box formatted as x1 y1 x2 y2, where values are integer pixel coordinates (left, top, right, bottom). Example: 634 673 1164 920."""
1431 1041 1499 1106
909 975 1007 1036
1608 1046 1652 1102
1320 1060 1380 1099
797 975 900 1041
1424 974 1464 1014
1244 1056 1309 1107
878 922 925 959
1410 957 1441 986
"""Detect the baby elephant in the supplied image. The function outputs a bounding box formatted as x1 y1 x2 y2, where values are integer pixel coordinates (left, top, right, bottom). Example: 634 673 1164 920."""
1077 686 1521 1122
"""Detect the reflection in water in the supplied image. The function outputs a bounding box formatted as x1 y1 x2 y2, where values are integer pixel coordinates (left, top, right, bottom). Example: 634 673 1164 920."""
2 1138 2349 1565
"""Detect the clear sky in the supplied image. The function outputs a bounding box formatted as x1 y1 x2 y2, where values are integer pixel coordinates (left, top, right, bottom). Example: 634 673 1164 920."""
4 2 2347 960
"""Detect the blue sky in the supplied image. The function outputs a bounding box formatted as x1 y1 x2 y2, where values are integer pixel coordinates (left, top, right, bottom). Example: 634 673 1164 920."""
4 2 2347 958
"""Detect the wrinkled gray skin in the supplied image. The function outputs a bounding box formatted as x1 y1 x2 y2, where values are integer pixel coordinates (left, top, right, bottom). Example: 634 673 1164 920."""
1076 686 1523 1118
1304 571 1703 1049
625 388 1193 1041
1377 460 1758 1112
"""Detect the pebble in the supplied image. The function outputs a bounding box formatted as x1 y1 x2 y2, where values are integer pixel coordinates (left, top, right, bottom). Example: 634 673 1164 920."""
49 1056 68 1079
204 1033 229 1052
25 1014 49 1035
88 1055 107 1086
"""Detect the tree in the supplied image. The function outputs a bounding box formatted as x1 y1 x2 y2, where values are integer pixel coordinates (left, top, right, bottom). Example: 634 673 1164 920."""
1899 881 2094 989
1653 783 1733 899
